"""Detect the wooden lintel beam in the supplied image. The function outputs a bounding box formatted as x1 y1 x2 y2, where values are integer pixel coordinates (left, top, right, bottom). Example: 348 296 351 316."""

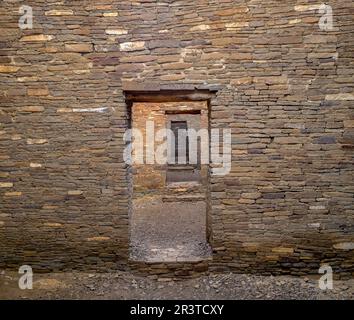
124 90 216 103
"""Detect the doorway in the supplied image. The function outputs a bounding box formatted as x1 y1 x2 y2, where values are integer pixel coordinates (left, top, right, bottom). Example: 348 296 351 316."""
128 100 212 263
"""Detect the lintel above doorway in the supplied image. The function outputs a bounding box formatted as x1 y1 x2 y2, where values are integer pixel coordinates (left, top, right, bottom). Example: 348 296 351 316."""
123 82 220 106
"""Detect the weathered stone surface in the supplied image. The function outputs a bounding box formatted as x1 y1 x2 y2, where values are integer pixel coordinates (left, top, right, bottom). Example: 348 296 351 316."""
148 40 180 49
67 190 83 195
0 65 20 73
43 223 62 227
103 12 118 17
343 120 354 128
4 192 22 197
314 136 336 144
26 138 48 145
272 247 294 254
45 10 74 16
30 163 42 168
0 183 13 188
20 106 44 112
65 43 93 53
0 0 352 278
190 25 210 31
20 34 54 41
230 77 252 85
333 243 354 250
325 93 354 101
105 29 128 35
241 192 261 200
119 41 145 51
229 52 252 60
27 88 49 96
87 236 110 241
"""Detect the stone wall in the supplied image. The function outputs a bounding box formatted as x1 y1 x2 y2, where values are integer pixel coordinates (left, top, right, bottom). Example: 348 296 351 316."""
132 101 208 192
0 0 353 277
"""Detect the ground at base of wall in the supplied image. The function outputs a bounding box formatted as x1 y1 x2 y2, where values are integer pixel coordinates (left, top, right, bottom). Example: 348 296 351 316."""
130 195 211 262
0 270 352 300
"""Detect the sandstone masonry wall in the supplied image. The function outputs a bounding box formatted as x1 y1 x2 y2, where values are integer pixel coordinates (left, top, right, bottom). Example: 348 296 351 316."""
0 0 353 277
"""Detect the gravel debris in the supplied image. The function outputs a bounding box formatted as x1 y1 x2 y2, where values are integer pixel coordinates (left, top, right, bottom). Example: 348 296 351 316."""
0 271 352 300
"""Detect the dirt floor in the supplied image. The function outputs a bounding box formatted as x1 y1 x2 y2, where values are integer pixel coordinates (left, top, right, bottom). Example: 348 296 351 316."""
130 195 211 262
0 270 352 300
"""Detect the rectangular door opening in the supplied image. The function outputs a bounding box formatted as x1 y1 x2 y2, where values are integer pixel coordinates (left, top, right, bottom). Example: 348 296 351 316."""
128 100 212 263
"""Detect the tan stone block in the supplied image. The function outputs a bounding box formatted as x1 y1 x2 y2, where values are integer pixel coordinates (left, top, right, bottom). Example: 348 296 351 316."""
272 247 294 254
294 4 320 11
230 77 252 85
43 223 62 227
20 35 54 41
225 22 249 29
190 24 210 31
57 108 73 113
103 12 119 17
17 76 39 82
119 41 145 51
241 192 261 199
325 93 354 101
333 242 354 250
302 16 318 23
265 255 279 261
309 205 326 210
239 198 255 204
216 7 249 15
65 43 93 53
160 74 185 81
289 18 301 24
0 182 13 188
0 65 20 73
68 190 83 195
87 236 110 241
27 88 49 96
45 10 74 16
30 163 42 168
201 52 227 60
5 192 22 196
86 5 112 10
105 29 128 35
11 134 22 141
222 199 239 205
242 242 259 252
21 106 44 112
344 120 354 128
26 139 47 145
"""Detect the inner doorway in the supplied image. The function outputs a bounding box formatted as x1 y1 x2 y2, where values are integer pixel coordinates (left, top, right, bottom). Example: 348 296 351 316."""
129 100 212 263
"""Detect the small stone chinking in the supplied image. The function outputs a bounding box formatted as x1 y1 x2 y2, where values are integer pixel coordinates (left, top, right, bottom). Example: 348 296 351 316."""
0 1 353 279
